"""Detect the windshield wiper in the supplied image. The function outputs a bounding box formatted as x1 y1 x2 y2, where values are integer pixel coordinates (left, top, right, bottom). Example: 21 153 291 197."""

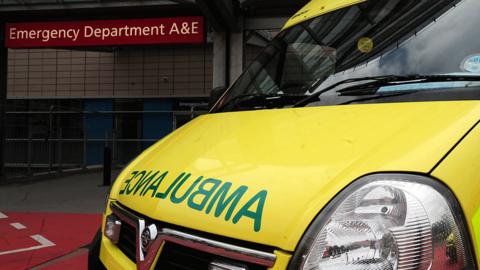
294 74 480 107
337 74 480 96
338 91 420 105
217 93 307 111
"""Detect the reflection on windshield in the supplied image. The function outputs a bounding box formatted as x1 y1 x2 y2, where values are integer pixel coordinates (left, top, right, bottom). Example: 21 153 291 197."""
219 27 336 102
215 0 480 112
378 81 480 93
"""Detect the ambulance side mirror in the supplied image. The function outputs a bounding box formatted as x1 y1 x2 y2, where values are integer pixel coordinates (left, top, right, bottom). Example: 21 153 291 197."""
208 86 227 110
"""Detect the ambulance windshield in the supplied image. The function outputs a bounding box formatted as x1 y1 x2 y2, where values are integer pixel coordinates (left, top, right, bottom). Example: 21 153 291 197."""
214 0 480 112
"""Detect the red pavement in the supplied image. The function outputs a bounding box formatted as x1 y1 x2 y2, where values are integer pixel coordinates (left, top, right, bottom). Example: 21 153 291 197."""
0 212 101 270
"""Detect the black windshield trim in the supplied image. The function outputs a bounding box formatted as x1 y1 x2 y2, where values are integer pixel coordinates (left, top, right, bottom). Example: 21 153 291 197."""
295 74 480 107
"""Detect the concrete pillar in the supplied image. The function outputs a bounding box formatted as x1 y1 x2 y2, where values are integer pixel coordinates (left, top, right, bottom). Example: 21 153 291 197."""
212 18 244 89
212 31 227 89
199 0 245 89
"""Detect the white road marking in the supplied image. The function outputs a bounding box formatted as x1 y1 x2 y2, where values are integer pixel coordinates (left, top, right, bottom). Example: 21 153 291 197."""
30 235 55 247
0 212 7 219
0 234 55 256
10 222 26 230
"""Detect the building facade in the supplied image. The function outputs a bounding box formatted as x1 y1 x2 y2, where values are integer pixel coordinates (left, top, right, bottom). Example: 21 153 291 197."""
0 0 307 179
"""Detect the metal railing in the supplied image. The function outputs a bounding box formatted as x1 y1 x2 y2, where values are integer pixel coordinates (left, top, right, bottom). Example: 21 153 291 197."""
3 109 207 180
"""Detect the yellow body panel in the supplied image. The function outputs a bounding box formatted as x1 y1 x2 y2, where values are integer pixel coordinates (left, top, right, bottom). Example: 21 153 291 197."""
100 203 138 270
100 236 137 270
432 122 480 264
282 0 365 30
98 0 480 268
108 101 480 253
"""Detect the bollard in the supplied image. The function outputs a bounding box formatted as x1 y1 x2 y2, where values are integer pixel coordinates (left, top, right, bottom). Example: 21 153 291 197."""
103 146 112 186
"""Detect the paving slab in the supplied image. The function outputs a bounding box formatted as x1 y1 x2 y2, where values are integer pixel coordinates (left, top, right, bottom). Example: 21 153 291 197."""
0 171 114 213
0 172 115 269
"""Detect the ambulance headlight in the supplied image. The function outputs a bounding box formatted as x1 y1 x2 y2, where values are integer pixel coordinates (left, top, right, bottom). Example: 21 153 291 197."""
104 214 121 244
289 174 476 270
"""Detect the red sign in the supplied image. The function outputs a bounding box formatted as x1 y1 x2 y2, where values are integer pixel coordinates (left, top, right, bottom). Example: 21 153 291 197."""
5 17 204 48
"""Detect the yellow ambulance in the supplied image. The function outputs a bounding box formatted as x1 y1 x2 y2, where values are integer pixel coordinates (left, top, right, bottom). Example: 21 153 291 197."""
89 0 480 269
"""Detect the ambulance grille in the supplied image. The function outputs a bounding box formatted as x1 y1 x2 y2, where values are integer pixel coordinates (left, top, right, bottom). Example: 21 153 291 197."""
154 242 267 270
117 221 137 262
111 202 275 269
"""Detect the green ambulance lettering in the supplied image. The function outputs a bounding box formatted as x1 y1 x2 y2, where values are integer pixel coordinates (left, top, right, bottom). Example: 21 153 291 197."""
125 171 146 195
206 183 247 221
155 172 185 199
232 190 268 232
119 171 138 195
170 174 203 204
141 171 168 197
133 171 159 195
120 170 268 232
187 178 222 211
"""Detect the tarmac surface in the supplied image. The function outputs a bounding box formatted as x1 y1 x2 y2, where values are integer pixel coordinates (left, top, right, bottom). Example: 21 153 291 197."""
0 171 113 270
0 171 111 213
